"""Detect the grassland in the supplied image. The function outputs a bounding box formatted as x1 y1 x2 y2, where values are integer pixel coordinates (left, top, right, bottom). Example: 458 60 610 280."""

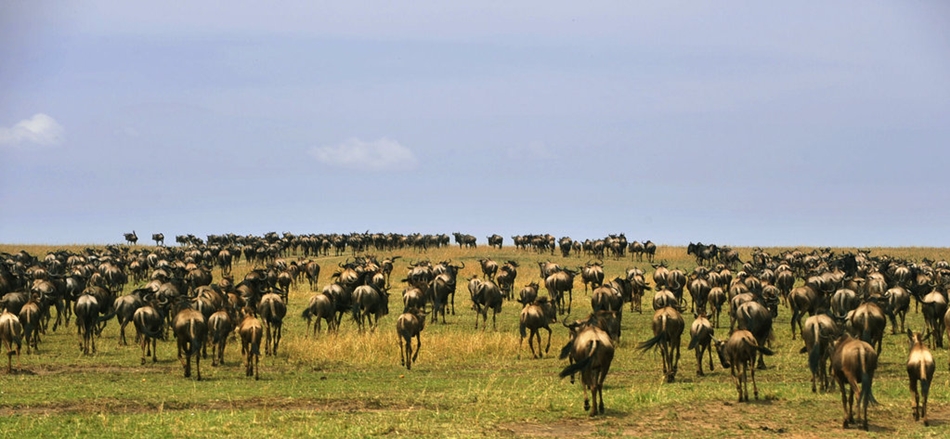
0 243 948 438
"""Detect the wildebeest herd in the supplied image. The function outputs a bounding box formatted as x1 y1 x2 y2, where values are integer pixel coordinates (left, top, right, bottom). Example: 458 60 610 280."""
0 232 947 430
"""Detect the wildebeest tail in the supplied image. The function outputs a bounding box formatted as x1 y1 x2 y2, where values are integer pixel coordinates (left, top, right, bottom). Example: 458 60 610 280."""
189 319 202 357
251 326 262 356
859 344 877 405
687 333 701 351
301 307 312 320
559 341 598 378
519 322 527 338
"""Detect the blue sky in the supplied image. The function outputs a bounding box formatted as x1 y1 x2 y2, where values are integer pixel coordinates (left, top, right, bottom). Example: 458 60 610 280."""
1 2 949 246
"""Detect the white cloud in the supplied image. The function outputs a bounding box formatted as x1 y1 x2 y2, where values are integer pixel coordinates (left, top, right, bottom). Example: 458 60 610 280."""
507 141 554 160
0 113 65 147
309 138 418 171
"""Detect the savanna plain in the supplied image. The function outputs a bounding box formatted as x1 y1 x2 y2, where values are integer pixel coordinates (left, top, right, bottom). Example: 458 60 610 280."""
0 242 948 438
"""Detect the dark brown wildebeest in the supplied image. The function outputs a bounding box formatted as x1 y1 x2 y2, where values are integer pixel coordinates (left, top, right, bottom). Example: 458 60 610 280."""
0 310 22 372
519 297 556 358
638 306 684 383
470 279 502 331
478 258 498 281
715 329 774 402
237 310 263 380
18 298 41 354
538 261 560 280
846 301 886 355
883 286 911 334
687 312 715 376
831 333 878 431
906 330 935 426
495 261 518 300
396 307 426 370
302 292 336 336
172 299 208 380
545 269 576 315
800 313 838 393
580 261 605 294
918 289 947 349
707 287 727 328
352 284 389 333
257 293 286 354
152 233 164 246
643 240 657 262
74 294 100 355
486 234 503 249
789 285 821 340
207 309 233 366
516 281 540 307
558 316 615 417
629 241 645 261
735 299 775 369
133 301 165 365
124 231 138 245
652 287 678 311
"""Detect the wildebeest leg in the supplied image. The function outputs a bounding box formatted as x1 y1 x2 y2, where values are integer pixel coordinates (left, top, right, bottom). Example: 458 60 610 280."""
412 333 421 363
751 363 760 400
544 326 552 355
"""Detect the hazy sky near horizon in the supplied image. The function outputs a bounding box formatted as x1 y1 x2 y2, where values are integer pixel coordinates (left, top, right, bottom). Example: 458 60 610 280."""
1 2 949 247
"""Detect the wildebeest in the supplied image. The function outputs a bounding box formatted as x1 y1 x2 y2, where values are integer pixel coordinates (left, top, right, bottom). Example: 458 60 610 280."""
558 316 615 417
172 299 208 380
545 269 576 315
133 302 165 365
846 301 886 354
715 329 774 402
918 289 947 349
238 311 263 380
831 333 878 431
396 307 427 370
643 240 657 262
478 258 498 282
486 234 503 249
124 231 138 245
519 297 556 358
74 294 101 355
638 306 684 383
580 261 605 293
152 233 164 246
495 261 518 300
789 285 821 340
707 287 727 328
302 292 336 336
0 310 22 372
114 288 150 346
687 312 715 376
257 293 286 355
470 279 502 330
452 232 477 248
800 313 838 393
18 298 41 354
516 281 540 307
906 330 935 426
207 309 233 367
352 284 390 333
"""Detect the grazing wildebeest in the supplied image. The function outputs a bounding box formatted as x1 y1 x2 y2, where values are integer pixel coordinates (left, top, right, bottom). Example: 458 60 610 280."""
519 297 556 358
800 313 838 393
470 279 502 331
124 231 138 245
238 311 263 380
152 233 164 246
558 316 615 417
396 307 427 370
906 330 935 426
257 292 286 355
545 269 576 315
638 306 684 383
687 312 715 376
831 333 878 431
0 310 22 372
172 299 208 380
715 329 774 402
302 292 336 336
207 309 233 366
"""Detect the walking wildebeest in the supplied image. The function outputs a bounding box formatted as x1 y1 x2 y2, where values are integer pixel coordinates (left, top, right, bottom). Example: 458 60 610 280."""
0 310 22 372
831 333 878 431
207 309 233 367
257 292 286 355
906 329 935 426
715 329 774 402
396 307 426 370
519 297 556 359
352 284 389 332
800 313 838 393
638 306 684 383
558 316 615 417
238 311 263 380
470 279 502 331
687 312 715 376
133 302 165 365
302 292 336 336
172 299 208 380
